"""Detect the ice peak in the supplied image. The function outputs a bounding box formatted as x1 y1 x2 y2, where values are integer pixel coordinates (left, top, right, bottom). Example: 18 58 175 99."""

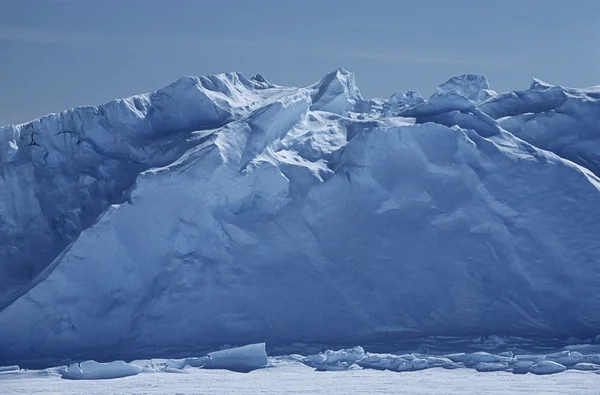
251 73 268 83
250 73 275 89
167 75 202 90
333 67 352 76
437 74 495 102
530 77 553 90
163 72 254 96
310 68 363 114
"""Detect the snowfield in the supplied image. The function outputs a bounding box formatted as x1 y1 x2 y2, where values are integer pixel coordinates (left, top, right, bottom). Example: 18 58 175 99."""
2 343 600 394
2 364 600 395
1 69 600 374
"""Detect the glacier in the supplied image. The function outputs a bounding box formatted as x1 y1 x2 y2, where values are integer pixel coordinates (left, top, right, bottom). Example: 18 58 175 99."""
1 68 600 367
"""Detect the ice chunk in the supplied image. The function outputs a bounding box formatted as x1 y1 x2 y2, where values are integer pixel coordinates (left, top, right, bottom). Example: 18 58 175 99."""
162 358 192 373
404 358 429 371
465 351 505 363
62 361 141 380
515 354 545 362
473 362 510 372
205 343 268 372
0 365 19 372
0 368 57 380
165 359 187 370
355 354 431 372
184 356 211 368
356 354 393 371
303 346 365 370
422 356 461 369
544 351 583 366
313 362 360 372
512 359 536 374
129 356 209 373
153 355 213 373
446 352 507 365
571 362 600 371
583 354 600 365
566 344 600 354
529 361 567 375
384 357 429 372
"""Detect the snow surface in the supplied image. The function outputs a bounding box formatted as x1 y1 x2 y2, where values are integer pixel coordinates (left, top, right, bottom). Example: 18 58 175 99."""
1 69 600 367
3 364 600 395
2 344 600 394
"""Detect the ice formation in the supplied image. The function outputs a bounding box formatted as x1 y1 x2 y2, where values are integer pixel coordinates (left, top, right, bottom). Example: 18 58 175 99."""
3 342 600 381
1 69 600 366
62 360 142 380
296 343 600 375
206 343 268 372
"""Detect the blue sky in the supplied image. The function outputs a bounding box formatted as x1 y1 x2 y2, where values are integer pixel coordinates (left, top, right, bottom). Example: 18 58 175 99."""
1 0 599 125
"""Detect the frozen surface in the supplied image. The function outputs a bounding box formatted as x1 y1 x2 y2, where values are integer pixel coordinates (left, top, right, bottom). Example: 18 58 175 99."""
1 342 600 395
1 69 600 366
1 360 599 395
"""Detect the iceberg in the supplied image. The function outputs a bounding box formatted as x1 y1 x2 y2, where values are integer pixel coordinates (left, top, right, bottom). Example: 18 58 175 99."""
1 69 600 366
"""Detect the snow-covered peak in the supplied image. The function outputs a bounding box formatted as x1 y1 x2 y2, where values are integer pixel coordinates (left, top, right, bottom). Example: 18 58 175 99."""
155 72 266 123
437 74 496 102
529 77 553 91
310 68 363 114
250 73 276 89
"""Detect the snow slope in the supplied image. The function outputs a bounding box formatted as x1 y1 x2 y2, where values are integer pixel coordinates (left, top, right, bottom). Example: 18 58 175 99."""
1 70 600 366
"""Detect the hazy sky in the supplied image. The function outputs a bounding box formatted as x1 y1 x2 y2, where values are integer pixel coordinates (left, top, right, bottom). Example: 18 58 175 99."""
1 0 599 125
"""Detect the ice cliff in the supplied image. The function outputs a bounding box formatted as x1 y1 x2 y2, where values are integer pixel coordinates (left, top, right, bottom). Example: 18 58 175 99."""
1 69 600 366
